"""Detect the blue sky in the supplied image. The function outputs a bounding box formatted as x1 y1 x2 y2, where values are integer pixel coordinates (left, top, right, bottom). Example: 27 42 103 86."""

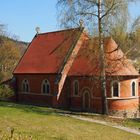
0 0 58 42
129 1 140 19
0 0 140 42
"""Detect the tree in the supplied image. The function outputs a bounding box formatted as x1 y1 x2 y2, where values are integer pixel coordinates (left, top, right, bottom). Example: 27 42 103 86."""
110 15 140 69
57 0 138 114
93 0 108 114
0 38 20 82
0 25 21 82
57 0 135 33
128 17 140 69
0 84 14 100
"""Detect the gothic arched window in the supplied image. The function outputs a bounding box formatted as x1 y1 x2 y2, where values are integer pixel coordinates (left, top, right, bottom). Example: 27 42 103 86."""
132 81 136 96
22 79 29 93
73 80 79 95
111 81 120 97
41 79 50 94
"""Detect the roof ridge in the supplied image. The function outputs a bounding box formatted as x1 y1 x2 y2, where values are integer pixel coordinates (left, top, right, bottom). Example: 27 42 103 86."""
37 27 83 36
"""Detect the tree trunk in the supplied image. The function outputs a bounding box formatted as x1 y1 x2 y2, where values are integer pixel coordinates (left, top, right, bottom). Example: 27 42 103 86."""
98 0 108 115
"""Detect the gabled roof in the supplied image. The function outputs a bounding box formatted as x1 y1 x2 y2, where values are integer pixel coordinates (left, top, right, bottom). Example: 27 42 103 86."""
13 28 83 74
14 28 138 76
68 37 139 76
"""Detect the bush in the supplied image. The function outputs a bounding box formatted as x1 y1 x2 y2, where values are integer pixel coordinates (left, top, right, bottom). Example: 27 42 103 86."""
0 72 5 83
0 84 14 99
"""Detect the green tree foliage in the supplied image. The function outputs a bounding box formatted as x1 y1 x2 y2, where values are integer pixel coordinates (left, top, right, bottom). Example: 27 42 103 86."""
0 25 21 82
110 16 140 69
0 38 20 81
0 85 14 99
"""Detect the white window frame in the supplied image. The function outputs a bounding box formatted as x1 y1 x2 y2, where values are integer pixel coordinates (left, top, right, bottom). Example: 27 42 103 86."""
73 80 79 96
131 80 137 96
111 80 120 97
22 79 30 93
41 79 50 94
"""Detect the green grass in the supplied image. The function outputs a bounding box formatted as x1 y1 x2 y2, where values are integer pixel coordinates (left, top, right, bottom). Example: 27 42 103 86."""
123 119 140 129
0 101 140 140
68 111 140 130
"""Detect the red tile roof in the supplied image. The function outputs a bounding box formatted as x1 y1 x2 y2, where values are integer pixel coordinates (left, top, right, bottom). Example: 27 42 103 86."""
13 28 82 74
14 28 138 76
68 37 139 76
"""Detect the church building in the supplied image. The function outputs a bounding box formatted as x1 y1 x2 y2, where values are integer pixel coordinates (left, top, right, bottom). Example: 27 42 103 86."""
13 27 140 117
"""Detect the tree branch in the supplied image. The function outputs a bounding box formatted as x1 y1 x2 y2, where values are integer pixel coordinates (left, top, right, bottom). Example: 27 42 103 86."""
79 12 98 17
101 1 119 19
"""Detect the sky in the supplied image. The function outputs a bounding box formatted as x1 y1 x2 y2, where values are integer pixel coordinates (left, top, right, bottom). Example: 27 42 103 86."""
0 0 140 42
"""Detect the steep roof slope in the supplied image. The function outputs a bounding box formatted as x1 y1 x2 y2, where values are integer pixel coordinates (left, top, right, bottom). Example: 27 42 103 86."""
68 37 139 76
13 28 82 74
13 28 138 76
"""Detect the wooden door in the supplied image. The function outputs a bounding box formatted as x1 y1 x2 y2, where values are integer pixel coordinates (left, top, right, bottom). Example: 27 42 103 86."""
83 90 90 111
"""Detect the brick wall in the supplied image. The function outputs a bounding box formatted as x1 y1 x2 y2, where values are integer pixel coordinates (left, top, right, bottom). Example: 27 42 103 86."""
67 76 139 117
14 74 139 117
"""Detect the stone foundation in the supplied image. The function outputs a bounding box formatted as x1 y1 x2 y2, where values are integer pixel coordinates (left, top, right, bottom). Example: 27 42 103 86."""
109 109 139 118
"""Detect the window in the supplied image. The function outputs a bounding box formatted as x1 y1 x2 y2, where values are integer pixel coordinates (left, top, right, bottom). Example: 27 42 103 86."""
73 80 79 95
41 79 50 94
132 81 136 96
111 81 119 97
22 79 29 93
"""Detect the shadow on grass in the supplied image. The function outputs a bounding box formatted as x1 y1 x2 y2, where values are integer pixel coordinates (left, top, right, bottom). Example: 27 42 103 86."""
0 101 59 116
0 101 118 120
122 118 140 129
0 101 101 118
131 118 140 122
0 101 90 117
1 101 140 129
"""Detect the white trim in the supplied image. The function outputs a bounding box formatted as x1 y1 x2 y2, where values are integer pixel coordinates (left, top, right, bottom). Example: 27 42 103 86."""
107 96 139 100
130 80 137 97
73 80 79 96
22 79 30 93
92 96 139 100
41 79 51 94
111 80 120 97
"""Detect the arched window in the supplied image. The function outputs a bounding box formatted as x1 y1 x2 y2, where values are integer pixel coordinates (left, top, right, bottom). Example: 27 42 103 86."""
132 81 136 96
73 80 79 95
22 79 29 93
41 79 50 94
111 81 119 97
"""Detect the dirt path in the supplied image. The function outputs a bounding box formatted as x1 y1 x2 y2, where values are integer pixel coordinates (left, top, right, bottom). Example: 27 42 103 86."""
62 114 140 136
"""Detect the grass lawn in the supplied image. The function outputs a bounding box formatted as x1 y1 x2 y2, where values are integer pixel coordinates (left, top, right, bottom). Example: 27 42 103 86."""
123 119 140 129
0 101 140 140
69 111 140 130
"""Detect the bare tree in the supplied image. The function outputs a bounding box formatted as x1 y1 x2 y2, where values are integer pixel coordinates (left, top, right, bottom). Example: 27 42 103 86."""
97 0 108 114
57 0 138 115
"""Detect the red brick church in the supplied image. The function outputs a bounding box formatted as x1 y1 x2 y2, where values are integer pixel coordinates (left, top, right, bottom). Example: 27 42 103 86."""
13 27 140 117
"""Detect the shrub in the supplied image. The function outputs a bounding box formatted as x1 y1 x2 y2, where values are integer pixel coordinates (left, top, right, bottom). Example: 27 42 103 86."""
0 84 14 99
